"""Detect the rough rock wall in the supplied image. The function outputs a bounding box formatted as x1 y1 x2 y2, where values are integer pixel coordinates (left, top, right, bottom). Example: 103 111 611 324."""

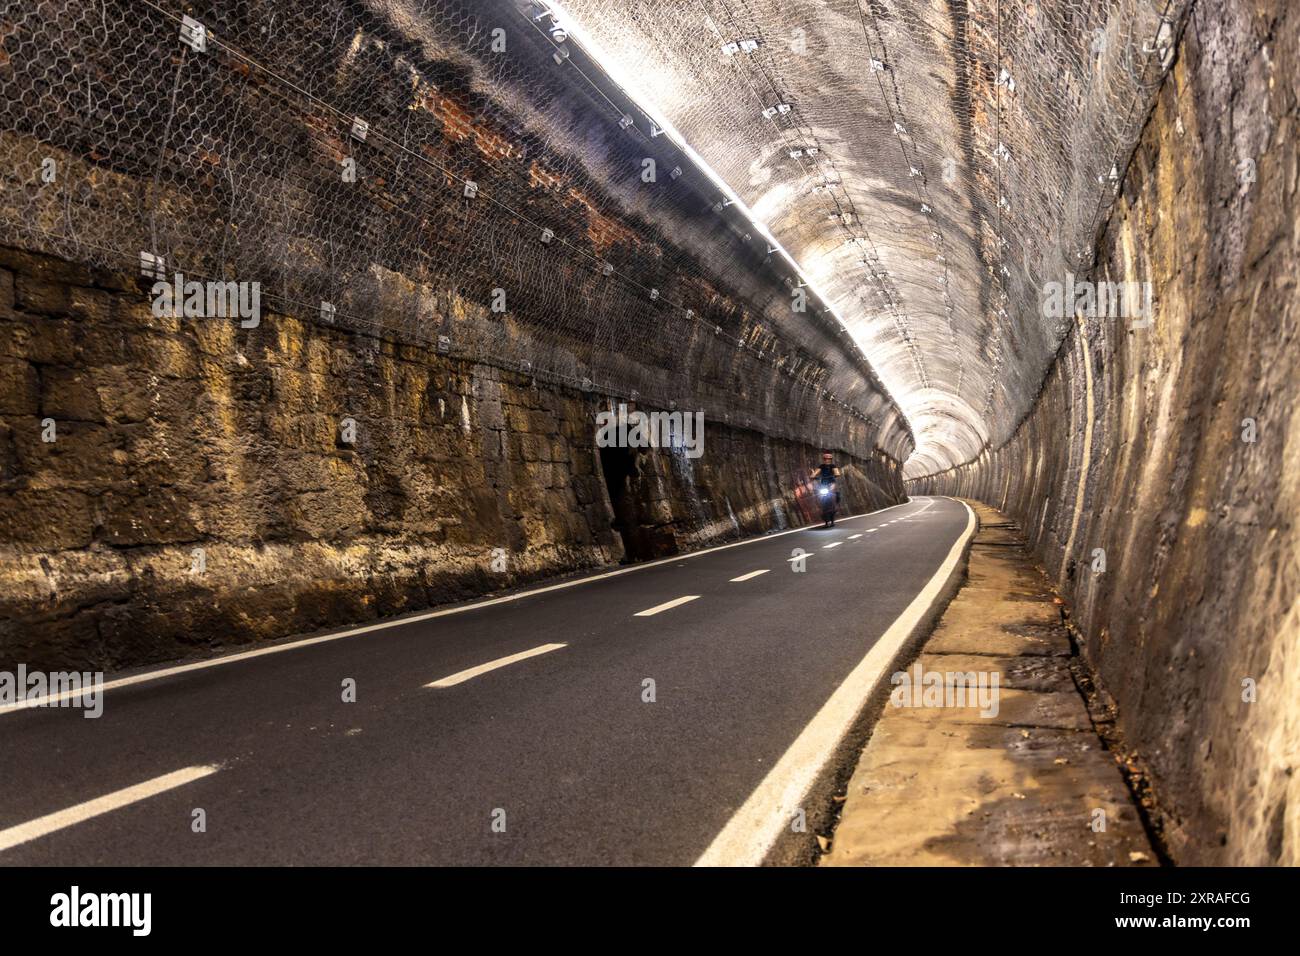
0 243 901 672
909 0 1299 864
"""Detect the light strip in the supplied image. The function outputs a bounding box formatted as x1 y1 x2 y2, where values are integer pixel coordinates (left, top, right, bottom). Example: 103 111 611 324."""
543 2 869 362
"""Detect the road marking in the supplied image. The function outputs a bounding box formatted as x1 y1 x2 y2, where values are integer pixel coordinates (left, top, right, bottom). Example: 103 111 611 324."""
822 542 842 549
848 534 863 540
0 765 220 854
425 643 566 688
0 501 917 717
785 552 815 562
730 570 769 582
634 595 701 617
695 498 976 867
866 528 878 533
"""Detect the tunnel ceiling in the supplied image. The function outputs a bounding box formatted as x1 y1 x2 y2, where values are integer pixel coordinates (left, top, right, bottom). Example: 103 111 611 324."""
549 0 1184 477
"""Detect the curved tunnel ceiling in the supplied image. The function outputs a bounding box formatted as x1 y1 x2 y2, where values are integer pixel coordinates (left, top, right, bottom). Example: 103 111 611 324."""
546 0 1183 477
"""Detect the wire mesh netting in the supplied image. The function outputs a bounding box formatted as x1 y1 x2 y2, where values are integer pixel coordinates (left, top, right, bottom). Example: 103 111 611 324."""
0 0 915 463
549 0 1191 476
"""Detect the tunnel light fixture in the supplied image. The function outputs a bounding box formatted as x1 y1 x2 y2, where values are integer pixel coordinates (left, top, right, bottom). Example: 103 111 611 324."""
540 227 554 244
463 180 478 198
670 165 682 179
350 116 369 141
618 113 634 130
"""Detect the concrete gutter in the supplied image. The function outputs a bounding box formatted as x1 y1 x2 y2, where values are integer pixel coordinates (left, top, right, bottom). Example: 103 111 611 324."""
820 500 1156 866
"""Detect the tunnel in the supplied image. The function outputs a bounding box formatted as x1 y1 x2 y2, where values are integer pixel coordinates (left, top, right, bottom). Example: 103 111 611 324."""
0 0 1296 881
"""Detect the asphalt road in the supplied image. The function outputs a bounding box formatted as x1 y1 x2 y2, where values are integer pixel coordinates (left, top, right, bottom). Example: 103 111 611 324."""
0 496 971 865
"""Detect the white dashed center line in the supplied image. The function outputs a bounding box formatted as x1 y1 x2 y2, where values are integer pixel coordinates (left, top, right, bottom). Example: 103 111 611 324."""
730 570 769 582
823 542 842 549
0 765 221 854
848 534 863 539
426 643 567 688
634 595 701 617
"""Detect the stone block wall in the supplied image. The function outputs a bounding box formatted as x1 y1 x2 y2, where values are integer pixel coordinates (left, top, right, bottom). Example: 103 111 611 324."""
0 243 901 672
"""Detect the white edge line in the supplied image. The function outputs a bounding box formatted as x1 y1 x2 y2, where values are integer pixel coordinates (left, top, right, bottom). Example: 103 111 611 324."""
0 500 919 715
0 765 220 854
693 498 974 867
425 643 567 689
633 595 701 617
